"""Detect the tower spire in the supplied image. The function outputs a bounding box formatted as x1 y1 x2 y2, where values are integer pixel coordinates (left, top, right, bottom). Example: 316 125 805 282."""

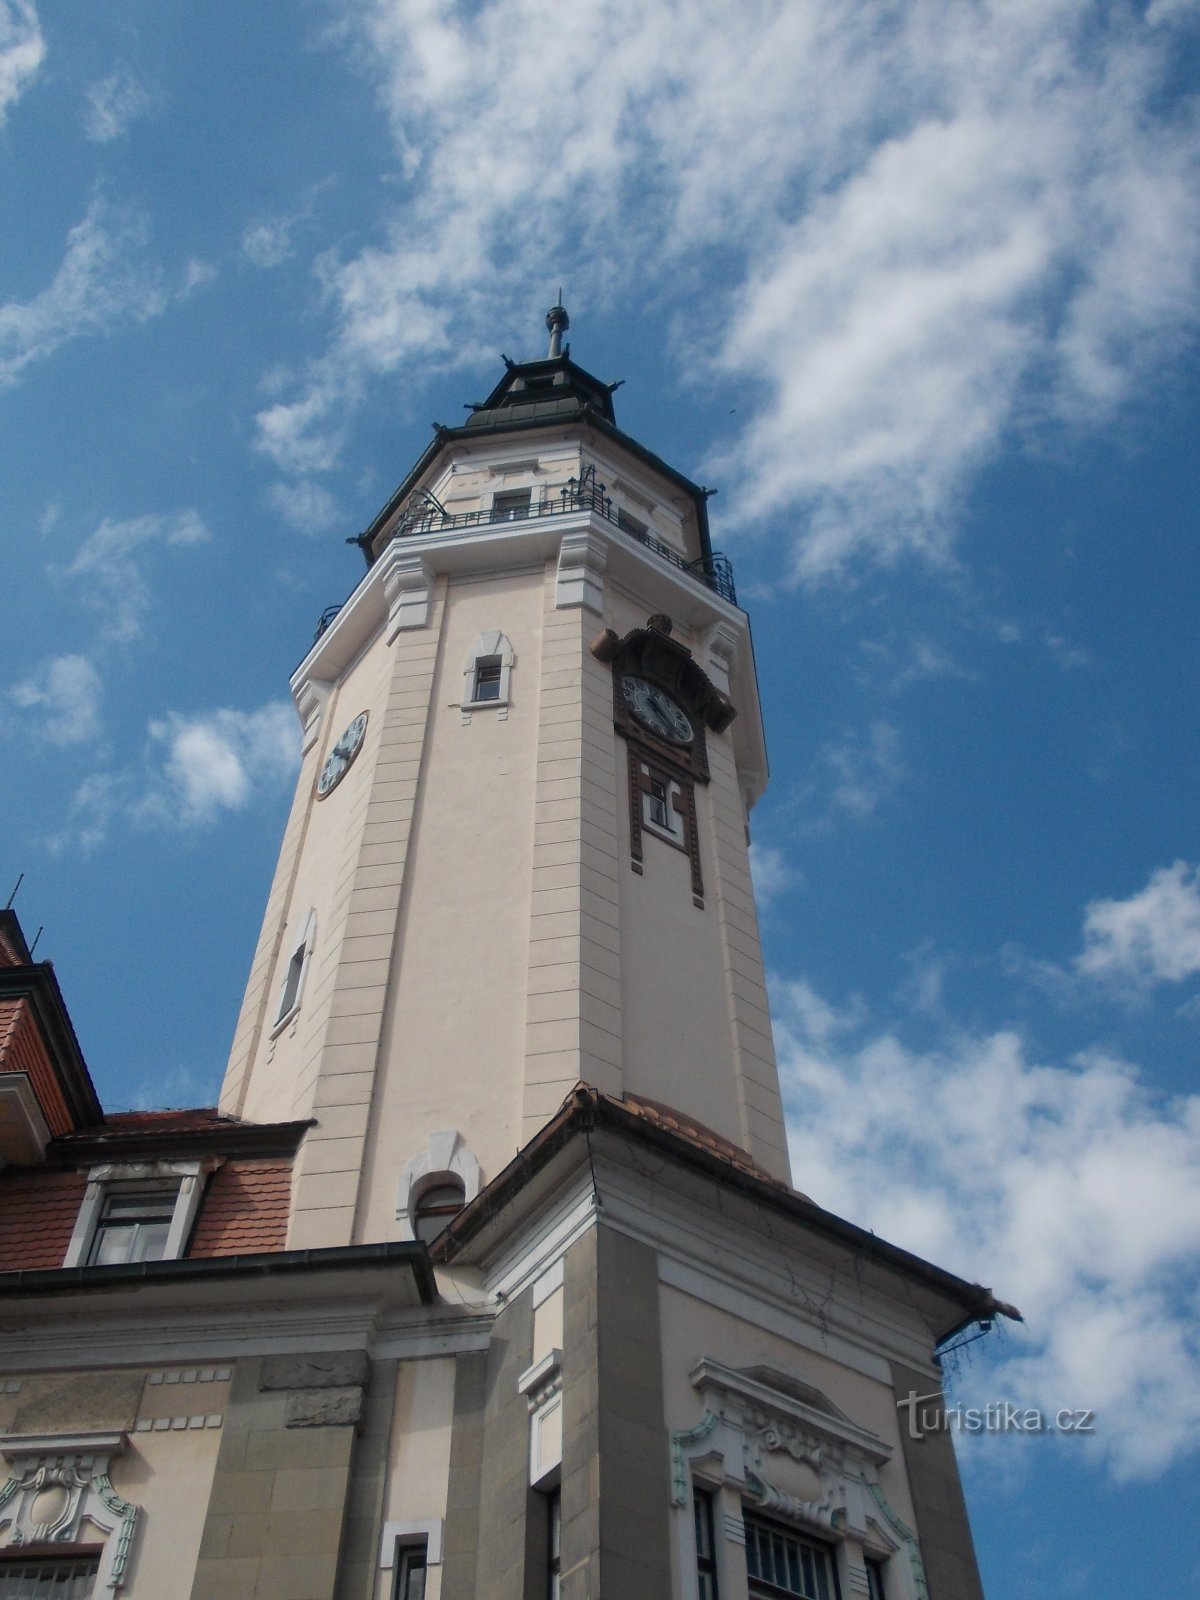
545 292 569 358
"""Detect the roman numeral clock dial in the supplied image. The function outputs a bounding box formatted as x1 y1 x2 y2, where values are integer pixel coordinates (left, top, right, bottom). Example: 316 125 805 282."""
316 711 368 798
619 675 694 744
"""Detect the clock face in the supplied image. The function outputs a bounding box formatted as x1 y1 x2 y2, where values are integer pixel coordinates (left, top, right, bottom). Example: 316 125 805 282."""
620 676 694 744
316 711 369 798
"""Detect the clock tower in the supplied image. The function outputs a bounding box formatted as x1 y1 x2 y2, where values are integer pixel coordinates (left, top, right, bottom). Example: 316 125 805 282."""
0 305 1009 1600
220 301 789 1250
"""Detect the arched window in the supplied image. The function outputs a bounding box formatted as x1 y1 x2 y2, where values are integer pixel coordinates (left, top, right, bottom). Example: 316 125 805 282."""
412 1176 466 1243
396 1130 481 1242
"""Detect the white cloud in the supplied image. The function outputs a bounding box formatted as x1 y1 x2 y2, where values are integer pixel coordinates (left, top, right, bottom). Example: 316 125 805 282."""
749 840 800 911
243 219 296 270
82 63 161 143
8 653 102 744
0 0 42 128
266 478 341 536
144 701 299 825
266 1 1200 577
0 200 167 389
1077 861 1200 986
57 508 209 642
774 974 1200 1480
182 258 217 296
46 700 299 850
822 719 904 822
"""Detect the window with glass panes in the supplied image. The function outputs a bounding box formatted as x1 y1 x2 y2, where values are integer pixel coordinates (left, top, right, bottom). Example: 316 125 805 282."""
472 657 503 701
694 1488 718 1599
393 1544 427 1600
546 1489 561 1600
0 1557 99 1598
87 1189 176 1265
744 1513 838 1600
865 1557 886 1600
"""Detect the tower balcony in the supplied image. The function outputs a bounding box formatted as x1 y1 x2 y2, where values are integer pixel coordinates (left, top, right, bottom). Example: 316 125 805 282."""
383 478 736 607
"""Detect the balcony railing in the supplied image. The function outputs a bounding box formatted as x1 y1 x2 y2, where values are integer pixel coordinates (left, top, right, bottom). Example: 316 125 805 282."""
390 479 737 606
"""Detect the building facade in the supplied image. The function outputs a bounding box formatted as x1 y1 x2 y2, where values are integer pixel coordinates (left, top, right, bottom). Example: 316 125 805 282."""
0 308 1014 1600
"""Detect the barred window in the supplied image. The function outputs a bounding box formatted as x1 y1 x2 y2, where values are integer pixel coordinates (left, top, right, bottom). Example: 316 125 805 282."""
0 1558 100 1598
744 1513 836 1600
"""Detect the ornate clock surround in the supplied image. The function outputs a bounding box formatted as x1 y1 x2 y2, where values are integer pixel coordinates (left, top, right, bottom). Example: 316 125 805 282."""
591 615 737 909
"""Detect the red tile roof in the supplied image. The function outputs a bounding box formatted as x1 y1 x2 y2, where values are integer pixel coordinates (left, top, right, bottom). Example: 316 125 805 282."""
187 1159 292 1257
0 1169 88 1270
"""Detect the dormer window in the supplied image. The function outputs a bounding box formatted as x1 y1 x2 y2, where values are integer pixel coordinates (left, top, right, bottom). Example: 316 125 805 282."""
87 1188 175 1265
63 1160 208 1269
492 489 531 522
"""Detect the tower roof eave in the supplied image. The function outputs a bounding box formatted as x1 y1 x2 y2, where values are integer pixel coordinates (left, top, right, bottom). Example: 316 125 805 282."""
432 1084 1021 1347
355 400 715 570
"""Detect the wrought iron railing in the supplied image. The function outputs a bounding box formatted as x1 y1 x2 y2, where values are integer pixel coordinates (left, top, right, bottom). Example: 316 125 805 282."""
314 603 343 641
390 479 737 606
316 479 737 640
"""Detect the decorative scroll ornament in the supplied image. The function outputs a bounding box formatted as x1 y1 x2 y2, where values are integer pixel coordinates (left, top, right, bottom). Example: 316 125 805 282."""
0 1434 139 1591
670 1409 720 1506
744 1467 839 1533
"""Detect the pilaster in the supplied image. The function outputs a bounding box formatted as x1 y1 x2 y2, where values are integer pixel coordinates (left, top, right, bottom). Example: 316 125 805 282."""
522 565 623 1142
286 580 447 1249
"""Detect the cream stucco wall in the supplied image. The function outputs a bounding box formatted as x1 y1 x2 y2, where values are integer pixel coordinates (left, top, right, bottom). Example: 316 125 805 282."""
222 415 789 1244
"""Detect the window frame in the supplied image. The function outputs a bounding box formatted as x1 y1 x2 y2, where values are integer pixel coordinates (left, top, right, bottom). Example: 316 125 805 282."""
490 487 533 522
411 1176 467 1244
272 909 316 1034
86 1188 177 1267
743 1511 840 1600
378 1519 443 1597
63 1160 208 1269
0 1555 101 1598
460 631 515 710
546 1488 561 1600
693 1487 719 1600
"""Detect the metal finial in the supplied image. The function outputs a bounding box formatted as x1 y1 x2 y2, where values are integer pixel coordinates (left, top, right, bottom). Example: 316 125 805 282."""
546 293 569 358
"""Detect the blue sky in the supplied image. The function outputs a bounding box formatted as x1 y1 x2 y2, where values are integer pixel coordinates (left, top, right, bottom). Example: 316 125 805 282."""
2 1 1198 1593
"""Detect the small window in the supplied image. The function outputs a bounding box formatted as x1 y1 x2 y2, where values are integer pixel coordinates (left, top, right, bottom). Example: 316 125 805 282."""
546 1490 561 1600
413 1177 466 1244
462 631 515 708
0 1558 99 1598
277 940 306 1020
641 768 683 843
473 658 503 701
744 1513 835 1600
492 489 531 521
87 1189 176 1266
647 777 671 830
393 1545 427 1600
617 508 648 538
865 1558 886 1600
274 910 316 1029
694 1489 719 1600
